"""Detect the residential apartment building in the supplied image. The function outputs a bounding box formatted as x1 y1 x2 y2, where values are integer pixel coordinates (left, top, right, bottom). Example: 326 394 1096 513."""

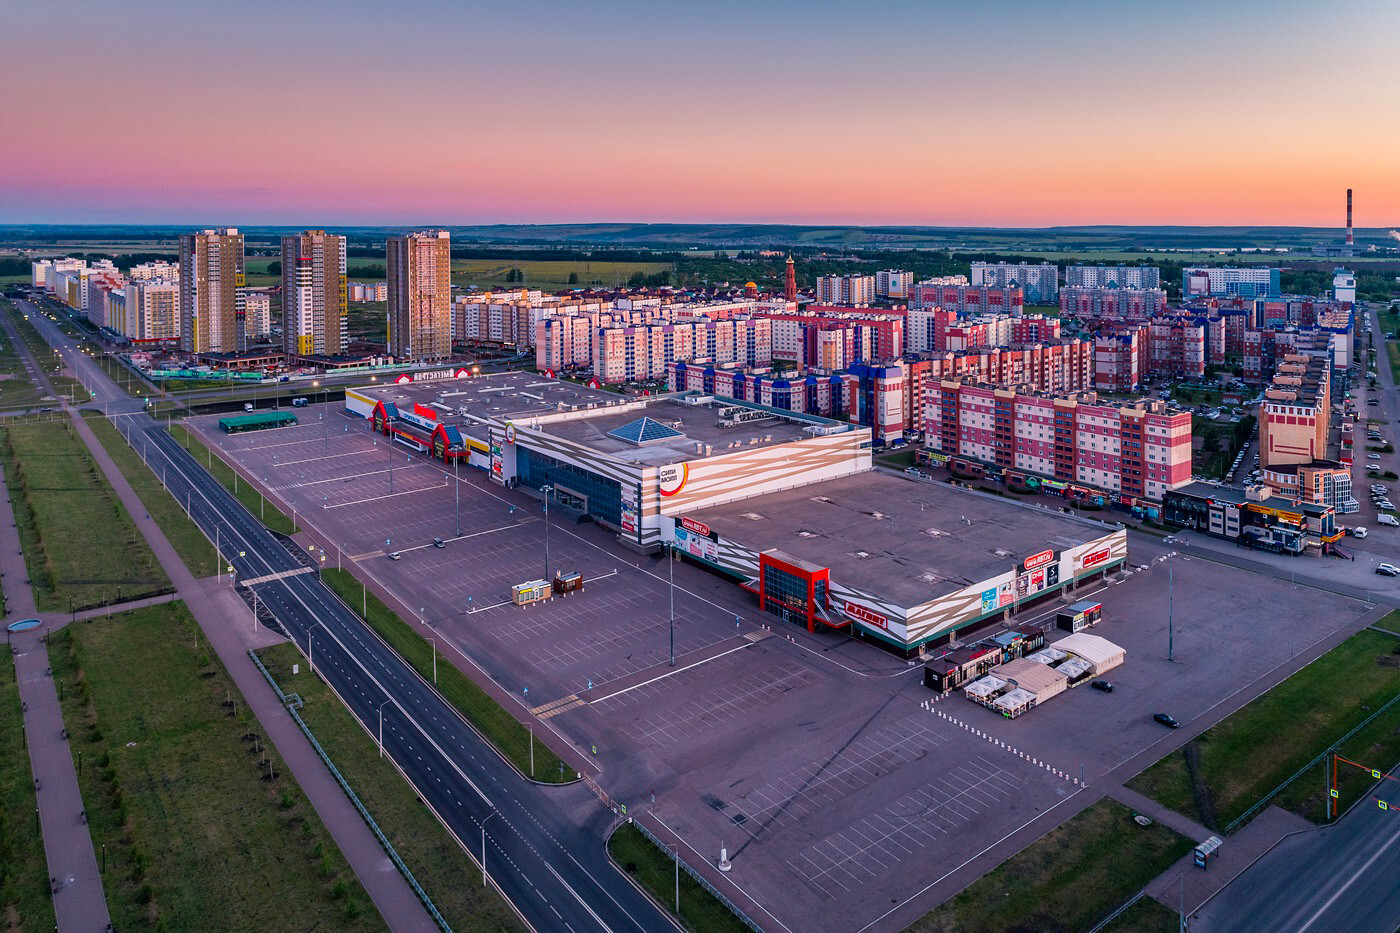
121 279 181 343
919 341 1095 396
1093 330 1147 392
387 230 452 362
348 281 388 302
907 309 1060 353
1258 355 1331 469
1182 266 1280 298
908 282 1024 316
765 309 903 368
1261 461 1356 514
875 270 913 299
970 262 1059 304
1146 316 1207 378
592 317 772 383
179 228 246 354
128 260 180 281
815 274 875 306
1059 285 1167 323
281 230 347 356
31 257 86 289
924 384 1192 501
1064 265 1161 289
244 291 273 341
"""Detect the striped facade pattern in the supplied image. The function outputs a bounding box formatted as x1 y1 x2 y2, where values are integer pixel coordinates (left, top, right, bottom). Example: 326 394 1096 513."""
665 519 1127 650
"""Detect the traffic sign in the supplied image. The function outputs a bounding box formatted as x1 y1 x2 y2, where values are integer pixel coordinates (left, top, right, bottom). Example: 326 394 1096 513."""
1330 789 1339 799
1380 800 1390 811
1373 770 1382 779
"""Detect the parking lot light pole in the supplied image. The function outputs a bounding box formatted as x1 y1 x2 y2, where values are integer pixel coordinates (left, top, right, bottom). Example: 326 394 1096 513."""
668 543 675 667
454 450 462 537
1167 555 1175 662
540 485 553 580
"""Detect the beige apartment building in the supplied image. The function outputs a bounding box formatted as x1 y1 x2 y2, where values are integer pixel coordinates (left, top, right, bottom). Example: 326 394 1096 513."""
179 228 245 353
387 230 452 362
281 230 347 357
123 279 181 342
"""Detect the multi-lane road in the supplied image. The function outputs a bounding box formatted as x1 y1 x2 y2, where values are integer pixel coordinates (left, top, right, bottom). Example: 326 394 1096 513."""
15 299 675 933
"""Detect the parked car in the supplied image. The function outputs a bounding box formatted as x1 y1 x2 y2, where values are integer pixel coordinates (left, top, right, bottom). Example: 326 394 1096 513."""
1379 515 1400 527
387 551 402 561
1368 454 1382 460
1091 680 1114 692
1153 712 1181 729
432 538 446 548
1377 563 1400 577
1352 527 1369 538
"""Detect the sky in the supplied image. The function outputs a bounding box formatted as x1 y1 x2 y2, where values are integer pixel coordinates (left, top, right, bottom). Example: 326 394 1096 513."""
3 0 1399 227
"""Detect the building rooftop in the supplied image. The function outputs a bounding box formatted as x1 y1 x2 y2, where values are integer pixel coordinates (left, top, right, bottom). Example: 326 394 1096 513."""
689 471 1114 608
353 371 627 423
539 396 838 465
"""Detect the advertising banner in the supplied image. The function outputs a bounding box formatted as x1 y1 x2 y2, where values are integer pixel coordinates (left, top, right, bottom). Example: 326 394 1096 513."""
674 527 719 564
981 587 998 614
620 504 637 534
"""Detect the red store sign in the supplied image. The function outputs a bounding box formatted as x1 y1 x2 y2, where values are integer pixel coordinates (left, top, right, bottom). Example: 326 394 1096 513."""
1078 546 1112 571
1022 549 1056 572
679 517 711 538
844 601 890 630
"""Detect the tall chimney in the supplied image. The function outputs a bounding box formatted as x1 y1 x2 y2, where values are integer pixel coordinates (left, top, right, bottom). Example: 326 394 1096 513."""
1346 188 1354 246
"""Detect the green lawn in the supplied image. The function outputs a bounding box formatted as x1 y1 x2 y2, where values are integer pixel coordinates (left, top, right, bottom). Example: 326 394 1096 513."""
1387 339 1400 383
320 568 571 783
1127 623 1400 832
608 822 748 933
0 645 56 932
347 302 388 342
0 300 50 411
876 448 917 469
48 602 383 932
82 412 221 577
1024 304 1061 317
1100 896 1180 933
256 643 523 932
452 258 672 293
0 418 171 611
909 800 1191 933
169 424 299 535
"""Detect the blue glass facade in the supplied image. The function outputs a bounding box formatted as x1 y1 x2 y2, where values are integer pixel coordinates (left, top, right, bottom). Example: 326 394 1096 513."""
517 448 625 528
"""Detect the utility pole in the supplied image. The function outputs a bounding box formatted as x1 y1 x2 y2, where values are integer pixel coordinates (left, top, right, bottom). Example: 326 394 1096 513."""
540 485 553 580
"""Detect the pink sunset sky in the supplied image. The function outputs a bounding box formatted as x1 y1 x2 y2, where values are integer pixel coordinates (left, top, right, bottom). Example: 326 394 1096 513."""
3 0 1398 226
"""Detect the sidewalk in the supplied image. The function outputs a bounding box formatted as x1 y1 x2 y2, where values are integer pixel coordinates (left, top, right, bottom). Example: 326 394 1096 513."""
1142 805 1312 919
65 409 437 933
0 449 111 931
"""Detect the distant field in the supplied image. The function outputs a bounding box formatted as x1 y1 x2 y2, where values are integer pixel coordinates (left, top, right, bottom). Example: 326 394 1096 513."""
452 258 671 291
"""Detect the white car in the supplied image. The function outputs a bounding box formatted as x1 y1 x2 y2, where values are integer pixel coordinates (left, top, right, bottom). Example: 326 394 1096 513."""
1353 527 1369 538
1378 563 1400 577
1369 454 1382 460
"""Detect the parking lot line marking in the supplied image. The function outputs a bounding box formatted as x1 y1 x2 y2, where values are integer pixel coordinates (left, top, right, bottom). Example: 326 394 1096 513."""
324 485 449 509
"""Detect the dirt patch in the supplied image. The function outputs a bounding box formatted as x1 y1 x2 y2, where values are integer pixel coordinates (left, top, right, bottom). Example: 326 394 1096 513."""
1183 741 1220 830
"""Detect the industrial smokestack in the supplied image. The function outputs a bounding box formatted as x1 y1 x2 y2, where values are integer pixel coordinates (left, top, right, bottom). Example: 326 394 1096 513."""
1346 188 1354 246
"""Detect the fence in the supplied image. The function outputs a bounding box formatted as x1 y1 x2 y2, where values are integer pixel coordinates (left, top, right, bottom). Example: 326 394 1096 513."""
629 817 763 932
249 649 452 933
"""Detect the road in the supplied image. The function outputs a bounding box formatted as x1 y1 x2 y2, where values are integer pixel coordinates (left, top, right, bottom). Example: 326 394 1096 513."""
1195 776 1400 933
15 298 677 933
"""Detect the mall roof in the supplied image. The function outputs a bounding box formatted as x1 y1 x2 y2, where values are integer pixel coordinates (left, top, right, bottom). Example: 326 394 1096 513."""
689 471 1115 608
539 396 845 465
353 371 627 423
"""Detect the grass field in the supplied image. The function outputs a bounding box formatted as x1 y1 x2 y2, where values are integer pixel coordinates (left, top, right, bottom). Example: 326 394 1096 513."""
0 418 170 611
451 258 671 292
49 603 383 931
82 412 220 577
1127 624 1400 832
1101 896 1180 933
607 823 747 933
909 799 1191 933
1387 339 1400 383
346 301 388 342
0 300 51 411
169 424 299 535
6 303 85 401
875 447 917 469
0 645 56 932
320 568 570 783
1024 304 1061 317
256 643 524 932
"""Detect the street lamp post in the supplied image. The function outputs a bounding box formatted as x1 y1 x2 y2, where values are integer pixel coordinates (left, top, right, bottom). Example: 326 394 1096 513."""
453 451 462 537
378 699 391 759
540 485 553 580
482 810 498 887
1167 554 1175 662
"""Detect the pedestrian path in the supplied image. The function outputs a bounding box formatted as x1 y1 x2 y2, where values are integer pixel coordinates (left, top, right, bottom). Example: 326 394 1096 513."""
0 433 112 932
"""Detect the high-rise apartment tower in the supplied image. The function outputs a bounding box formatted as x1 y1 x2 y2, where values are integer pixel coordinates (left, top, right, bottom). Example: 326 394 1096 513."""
387 230 452 362
281 230 347 357
178 228 245 353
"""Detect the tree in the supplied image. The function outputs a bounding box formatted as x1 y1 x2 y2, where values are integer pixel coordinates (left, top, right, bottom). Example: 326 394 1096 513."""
505 267 524 283
567 271 578 285
267 260 282 276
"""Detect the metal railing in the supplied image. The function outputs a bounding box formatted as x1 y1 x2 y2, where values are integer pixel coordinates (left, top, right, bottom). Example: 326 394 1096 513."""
1225 689 1400 834
629 817 762 932
249 650 452 932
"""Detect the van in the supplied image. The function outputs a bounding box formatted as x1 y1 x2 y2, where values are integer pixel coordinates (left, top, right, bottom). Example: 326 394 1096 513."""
243 403 254 412
1378 515 1400 527
292 397 308 407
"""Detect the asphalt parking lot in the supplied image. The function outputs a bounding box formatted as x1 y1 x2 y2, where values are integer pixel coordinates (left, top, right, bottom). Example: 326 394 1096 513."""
197 410 1381 932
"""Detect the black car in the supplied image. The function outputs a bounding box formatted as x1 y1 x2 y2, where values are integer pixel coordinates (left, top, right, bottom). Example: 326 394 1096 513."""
1091 679 1114 692
1153 712 1181 729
